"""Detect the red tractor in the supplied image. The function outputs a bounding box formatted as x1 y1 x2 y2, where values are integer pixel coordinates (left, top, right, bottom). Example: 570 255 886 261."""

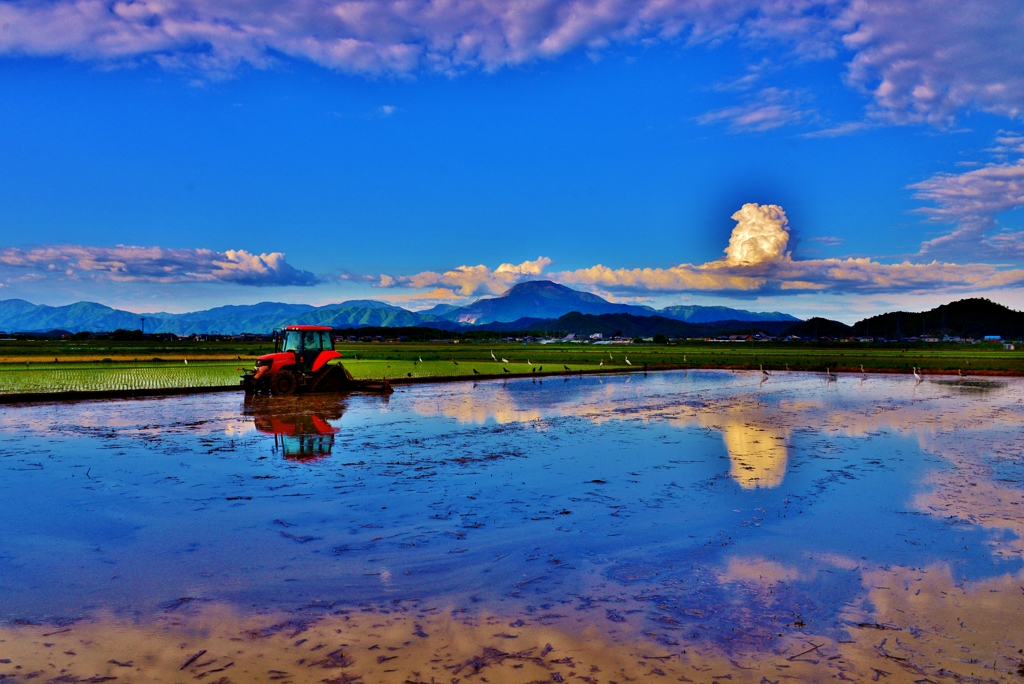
241 325 354 396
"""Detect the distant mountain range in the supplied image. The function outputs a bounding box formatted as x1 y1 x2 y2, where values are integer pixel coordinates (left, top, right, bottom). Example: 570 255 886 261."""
0 280 799 335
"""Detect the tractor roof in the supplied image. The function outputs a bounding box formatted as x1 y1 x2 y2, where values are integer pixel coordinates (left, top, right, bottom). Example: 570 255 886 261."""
283 325 333 331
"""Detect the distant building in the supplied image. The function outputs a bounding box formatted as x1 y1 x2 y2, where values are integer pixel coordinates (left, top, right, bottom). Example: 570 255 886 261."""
1005 343 1016 350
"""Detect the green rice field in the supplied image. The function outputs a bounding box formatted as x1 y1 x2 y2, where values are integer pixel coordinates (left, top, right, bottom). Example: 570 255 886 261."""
0 357 618 395
0 339 1021 395
0 360 245 394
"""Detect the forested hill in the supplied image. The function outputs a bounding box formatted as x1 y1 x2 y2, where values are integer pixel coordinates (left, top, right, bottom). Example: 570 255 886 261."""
782 299 1024 339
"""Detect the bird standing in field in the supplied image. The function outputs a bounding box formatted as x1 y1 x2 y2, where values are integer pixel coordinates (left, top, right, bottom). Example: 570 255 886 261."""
826 367 837 382
490 351 497 361
501 357 509 363
473 368 480 374
503 367 510 374
761 364 770 378
913 366 922 383
538 366 543 372
407 372 412 378
599 360 603 367
563 365 571 371
453 359 458 365
419 357 423 363
184 358 188 365
527 359 532 366
624 357 631 366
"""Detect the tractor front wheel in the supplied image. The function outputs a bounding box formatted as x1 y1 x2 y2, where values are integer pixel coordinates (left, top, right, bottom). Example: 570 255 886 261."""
270 371 297 396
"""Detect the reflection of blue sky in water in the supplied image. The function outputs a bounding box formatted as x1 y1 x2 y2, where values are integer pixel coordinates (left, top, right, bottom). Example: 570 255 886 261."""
1 371 1022 652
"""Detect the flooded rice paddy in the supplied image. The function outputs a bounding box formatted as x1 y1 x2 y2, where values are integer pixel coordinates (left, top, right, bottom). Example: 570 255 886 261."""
1 370 1023 682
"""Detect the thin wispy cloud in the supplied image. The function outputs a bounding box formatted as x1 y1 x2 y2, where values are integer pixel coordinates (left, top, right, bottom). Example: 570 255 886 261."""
0 1 1021 125
697 88 816 133
0 245 320 286
911 132 1024 260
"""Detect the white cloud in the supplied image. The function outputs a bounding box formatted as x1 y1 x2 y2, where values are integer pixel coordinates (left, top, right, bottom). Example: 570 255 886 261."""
722 203 790 264
911 132 1024 260
380 203 1024 299
0 1 1020 125
379 256 553 296
839 0 1024 125
0 244 320 286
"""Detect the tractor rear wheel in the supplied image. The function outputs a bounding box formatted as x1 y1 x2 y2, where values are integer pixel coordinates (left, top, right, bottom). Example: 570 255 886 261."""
270 370 297 396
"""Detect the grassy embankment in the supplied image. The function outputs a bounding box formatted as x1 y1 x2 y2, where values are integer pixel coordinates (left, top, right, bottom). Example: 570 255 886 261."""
0 339 1021 394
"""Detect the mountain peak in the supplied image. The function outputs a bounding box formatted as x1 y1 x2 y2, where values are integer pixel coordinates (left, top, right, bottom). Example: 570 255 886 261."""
499 280 581 298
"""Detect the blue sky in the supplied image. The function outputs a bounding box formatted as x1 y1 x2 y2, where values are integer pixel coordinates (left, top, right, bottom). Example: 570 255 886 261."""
1 0 1023 322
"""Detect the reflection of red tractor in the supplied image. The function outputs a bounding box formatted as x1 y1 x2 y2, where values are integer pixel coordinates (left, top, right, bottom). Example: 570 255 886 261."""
246 395 341 461
241 325 353 396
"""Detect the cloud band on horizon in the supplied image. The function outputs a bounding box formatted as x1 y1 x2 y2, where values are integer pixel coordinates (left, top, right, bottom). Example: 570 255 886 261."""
377 203 1024 300
0 245 320 286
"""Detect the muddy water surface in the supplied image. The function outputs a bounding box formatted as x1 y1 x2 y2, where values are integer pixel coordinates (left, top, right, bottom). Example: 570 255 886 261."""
1 370 1023 682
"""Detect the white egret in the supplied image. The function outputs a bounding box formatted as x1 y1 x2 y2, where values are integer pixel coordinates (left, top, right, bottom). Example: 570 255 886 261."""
624 357 631 366
913 366 922 383
490 351 497 361
501 357 509 364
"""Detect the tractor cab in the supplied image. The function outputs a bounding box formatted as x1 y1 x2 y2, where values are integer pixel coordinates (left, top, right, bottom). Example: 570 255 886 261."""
276 327 335 373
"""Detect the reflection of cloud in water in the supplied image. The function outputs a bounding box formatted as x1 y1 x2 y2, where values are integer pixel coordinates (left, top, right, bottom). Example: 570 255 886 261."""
8 560 1023 684
693 402 789 489
721 423 788 489
412 389 542 425
718 557 801 586
412 379 791 488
